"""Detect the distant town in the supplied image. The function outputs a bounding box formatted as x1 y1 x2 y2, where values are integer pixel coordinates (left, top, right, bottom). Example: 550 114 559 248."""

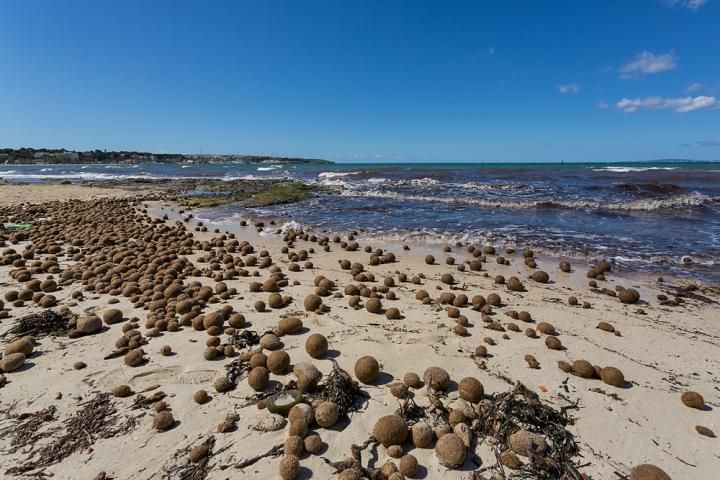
0 148 333 165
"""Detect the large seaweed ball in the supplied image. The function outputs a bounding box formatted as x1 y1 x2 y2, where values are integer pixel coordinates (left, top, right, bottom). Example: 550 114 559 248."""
619 288 640 304
194 389 209 404
411 421 433 448
518 311 532 322
366 298 382 314
681 391 705 410
399 454 418 476
279 454 300 480
374 415 409 447
284 435 305 457
304 294 322 311
508 430 548 457
268 293 284 309
404 372 423 389
435 433 466 468
600 367 625 387
124 349 145 367
572 360 595 378
530 271 549 283
214 377 232 393
568 296 579 306
487 293 501 306
315 401 340 428
294 362 322 392
154 411 175 431
304 434 323 454
248 366 270 391
112 384 132 397
559 261 571 272
305 333 328 358
5 337 33 356
0 353 26 372
425 255 435 265
440 273 454 285
507 277 524 292
474 345 488 357
545 336 562 350
536 322 556 335
228 313 246 328
267 350 290 374
458 377 484 403
103 309 124 325
355 355 380 384
423 366 450 391
558 361 573 373
629 464 672 480
77 315 102 334
278 317 303 335
385 307 401 320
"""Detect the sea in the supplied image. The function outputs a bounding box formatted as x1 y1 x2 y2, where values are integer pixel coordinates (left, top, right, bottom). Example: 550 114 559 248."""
2 161 719 283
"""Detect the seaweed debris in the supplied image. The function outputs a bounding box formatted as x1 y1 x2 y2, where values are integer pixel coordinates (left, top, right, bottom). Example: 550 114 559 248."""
0 406 58 455
1 310 74 339
163 436 216 480
6 393 137 476
309 362 368 416
223 330 260 350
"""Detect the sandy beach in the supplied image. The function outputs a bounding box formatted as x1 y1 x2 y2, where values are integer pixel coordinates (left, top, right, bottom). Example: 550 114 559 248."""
0 184 717 480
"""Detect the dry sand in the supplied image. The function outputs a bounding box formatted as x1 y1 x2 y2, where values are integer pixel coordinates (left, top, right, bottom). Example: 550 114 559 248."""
0 185 717 480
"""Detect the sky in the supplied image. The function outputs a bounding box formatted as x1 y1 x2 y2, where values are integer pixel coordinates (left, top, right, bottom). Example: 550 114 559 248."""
0 0 719 163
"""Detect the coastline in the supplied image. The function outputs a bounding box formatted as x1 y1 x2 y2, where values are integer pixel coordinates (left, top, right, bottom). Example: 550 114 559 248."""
0 184 717 479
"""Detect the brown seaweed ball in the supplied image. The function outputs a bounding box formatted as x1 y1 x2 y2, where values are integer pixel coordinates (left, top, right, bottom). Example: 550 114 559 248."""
695 425 715 438
440 273 454 285
545 336 562 350
267 350 290 374
304 294 322 311
474 345 488 357
304 434 323 454
596 321 615 332
435 433 466 468
154 411 175 431
77 315 103 334
260 333 282 350
248 366 270 391
423 366 450 390
188 444 209 463
530 271 549 283
124 349 145 367
159 345 172 356
517 311 532 322
315 401 340 428
103 309 124 325
558 361 573 373
403 372 423 389
399 454 418 476
254 300 266 312
619 288 640 304
559 261 571 272
508 430 548 457
568 296 578 306
411 421 433 448
278 317 303 335
453 324 468 336
305 333 328 358
249 352 267 368
374 415 409 447
629 464 672 480
284 435 305 457
500 450 522 470
507 277 524 292
355 355 380 384
228 313 246 328
572 360 595 378
487 293 501 306
385 307 401 320
268 293 284 309
194 389 209 404
425 255 435 265
294 362 322 393
600 367 625 387
279 454 300 480
536 322 555 335
365 297 382 314
5 337 34 356
681 391 705 410
203 347 219 361
214 376 233 393
112 384 132 397
458 377 484 403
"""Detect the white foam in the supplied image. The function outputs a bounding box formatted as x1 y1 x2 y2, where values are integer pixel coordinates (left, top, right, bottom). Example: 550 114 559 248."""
318 171 360 178
591 166 678 173
257 165 282 171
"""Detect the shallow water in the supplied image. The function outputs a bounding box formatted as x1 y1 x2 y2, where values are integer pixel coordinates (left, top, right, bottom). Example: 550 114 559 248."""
4 161 720 282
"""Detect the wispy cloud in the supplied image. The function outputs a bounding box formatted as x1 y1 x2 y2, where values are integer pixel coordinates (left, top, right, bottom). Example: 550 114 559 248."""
686 82 702 93
619 51 678 79
616 95 717 113
663 0 707 10
557 83 580 94
697 139 720 146
596 101 609 109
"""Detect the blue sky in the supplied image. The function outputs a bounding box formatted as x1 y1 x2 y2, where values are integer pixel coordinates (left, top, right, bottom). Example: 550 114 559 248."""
0 0 718 163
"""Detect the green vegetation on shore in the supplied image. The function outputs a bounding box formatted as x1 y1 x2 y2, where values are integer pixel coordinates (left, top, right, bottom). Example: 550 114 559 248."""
179 179 336 209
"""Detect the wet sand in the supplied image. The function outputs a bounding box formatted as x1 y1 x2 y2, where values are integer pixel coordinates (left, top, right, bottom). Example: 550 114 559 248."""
0 184 717 480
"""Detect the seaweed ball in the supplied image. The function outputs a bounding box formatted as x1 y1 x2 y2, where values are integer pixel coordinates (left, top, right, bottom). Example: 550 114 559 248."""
681 391 705 410
305 333 328 358
279 454 300 480
600 367 625 387
572 360 595 378
423 366 450 390
458 377 484 403
354 355 380 384
435 433 466 468
366 298 383 314
154 411 175 431
248 366 270 391
374 415 409 447
629 464 672 480
315 401 340 428
304 294 322 311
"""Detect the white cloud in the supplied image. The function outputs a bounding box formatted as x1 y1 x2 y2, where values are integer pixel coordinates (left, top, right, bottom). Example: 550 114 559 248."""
596 101 609 109
616 95 717 113
558 83 580 94
619 51 678 79
686 82 702 93
664 0 707 10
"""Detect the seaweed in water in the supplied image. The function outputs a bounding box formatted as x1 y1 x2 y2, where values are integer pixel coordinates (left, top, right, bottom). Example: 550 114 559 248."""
309 362 369 416
6 393 137 476
1 310 75 339
472 382 582 479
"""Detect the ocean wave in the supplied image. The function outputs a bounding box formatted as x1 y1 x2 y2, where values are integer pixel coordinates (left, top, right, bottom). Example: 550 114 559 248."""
257 165 282 171
397 177 440 186
318 171 360 178
591 166 678 173
0 170 18 175
342 190 719 212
